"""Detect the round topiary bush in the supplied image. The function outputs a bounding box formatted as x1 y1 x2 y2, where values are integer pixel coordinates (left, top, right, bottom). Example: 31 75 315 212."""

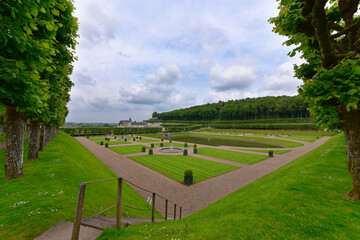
139 137 142 140
151 143 154 148
268 150 274 157
193 144 197 148
184 169 193 185
183 148 188 156
184 143 188 148
142 146 146 152
160 143 164 147
149 148 153 155
169 139 172 143
105 143 109 148
100 141 104 146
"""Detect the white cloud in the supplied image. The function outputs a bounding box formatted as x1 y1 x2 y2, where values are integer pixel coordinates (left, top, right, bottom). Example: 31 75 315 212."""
209 63 257 91
262 61 302 95
120 64 182 105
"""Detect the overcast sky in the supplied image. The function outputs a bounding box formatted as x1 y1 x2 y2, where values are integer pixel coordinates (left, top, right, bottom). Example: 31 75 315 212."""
66 0 302 123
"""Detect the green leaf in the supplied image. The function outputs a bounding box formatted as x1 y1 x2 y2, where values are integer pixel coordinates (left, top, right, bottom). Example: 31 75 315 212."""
42 42 50 49
347 89 357 96
40 7 46 13
46 23 54 31
31 7 38 17
51 9 60 16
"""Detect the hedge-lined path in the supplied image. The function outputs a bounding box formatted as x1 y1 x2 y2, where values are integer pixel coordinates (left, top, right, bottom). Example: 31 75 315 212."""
76 136 331 219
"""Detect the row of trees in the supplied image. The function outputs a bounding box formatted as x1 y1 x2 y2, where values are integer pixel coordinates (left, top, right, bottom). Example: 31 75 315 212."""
0 1 78 179
154 96 310 121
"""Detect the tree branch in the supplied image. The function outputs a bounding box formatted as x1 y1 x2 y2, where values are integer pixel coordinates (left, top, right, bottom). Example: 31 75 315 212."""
328 21 345 32
331 19 360 39
312 0 338 68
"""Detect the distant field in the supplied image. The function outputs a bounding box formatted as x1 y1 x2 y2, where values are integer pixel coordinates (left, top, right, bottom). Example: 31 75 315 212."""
109 145 150 155
129 155 239 183
198 148 269 165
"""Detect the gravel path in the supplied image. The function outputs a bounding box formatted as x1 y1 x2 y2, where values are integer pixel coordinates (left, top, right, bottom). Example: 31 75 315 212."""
76 136 331 219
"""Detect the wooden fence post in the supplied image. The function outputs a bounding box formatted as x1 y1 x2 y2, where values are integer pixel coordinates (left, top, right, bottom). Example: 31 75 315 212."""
71 183 87 240
117 178 123 228
173 204 177 221
165 199 168 220
152 193 156 223
180 207 182 220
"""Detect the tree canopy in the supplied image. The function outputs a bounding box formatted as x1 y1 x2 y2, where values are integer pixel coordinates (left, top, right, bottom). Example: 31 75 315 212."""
155 96 310 121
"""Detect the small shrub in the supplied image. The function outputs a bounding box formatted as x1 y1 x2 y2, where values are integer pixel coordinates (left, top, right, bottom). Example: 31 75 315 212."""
86 136 89 139
139 137 142 140
184 169 193 185
149 148 153 155
124 138 127 142
193 147 198 154
170 139 172 143
160 143 164 147
184 143 188 148
183 148 188 156
114 136 117 139
161 138 164 141
100 141 104 146
105 143 109 148
193 144 197 148
141 146 146 152
136 136 139 139
133 138 136 141
151 143 154 148
269 150 274 157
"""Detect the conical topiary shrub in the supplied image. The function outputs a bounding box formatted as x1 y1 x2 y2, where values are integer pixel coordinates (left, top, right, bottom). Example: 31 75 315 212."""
183 148 188 156
193 147 198 154
149 148 153 155
142 146 146 152
268 150 274 157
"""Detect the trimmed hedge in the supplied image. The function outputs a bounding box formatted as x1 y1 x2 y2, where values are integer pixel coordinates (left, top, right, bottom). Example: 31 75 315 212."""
164 125 202 132
208 123 319 130
61 127 163 136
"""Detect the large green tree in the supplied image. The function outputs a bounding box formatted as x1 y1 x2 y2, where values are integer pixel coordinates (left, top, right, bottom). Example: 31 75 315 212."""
270 0 360 199
0 0 78 178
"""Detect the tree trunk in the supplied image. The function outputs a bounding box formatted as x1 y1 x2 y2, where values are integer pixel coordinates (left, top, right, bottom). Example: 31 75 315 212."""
4 105 25 180
28 119 40 161
45 124 52 143
38 124 46 152
343 109 360 200
0 123 4 136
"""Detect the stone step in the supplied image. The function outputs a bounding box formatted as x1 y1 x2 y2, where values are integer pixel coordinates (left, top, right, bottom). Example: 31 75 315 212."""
35 217 164 240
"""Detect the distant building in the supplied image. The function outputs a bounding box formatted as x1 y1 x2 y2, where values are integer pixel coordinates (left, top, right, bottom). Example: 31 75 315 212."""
117 118 162 128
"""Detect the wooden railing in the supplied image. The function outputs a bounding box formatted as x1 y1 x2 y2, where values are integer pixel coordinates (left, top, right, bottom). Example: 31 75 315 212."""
71 177 183 240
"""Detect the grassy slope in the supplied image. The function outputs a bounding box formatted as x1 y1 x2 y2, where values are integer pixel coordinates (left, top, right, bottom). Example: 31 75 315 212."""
100 133 360 240
129 155 239 183
0 132 159 240
198 147 269 164
109 145 150 155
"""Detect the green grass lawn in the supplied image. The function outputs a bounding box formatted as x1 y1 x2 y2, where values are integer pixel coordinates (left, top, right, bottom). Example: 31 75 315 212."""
154 142 193 147
109 145 150 155
136 138 161 143
198 147 269 164
99 133 360 240
96 140 131 145
129 155 239 183
234 148 292 155
0 131 160 240
195 129 336 137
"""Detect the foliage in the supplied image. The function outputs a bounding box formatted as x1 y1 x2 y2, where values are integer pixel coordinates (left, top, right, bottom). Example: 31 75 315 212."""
269 1 360 129
0 132 159 239
61 127 162 136
184 169 193 177
156 96 310 122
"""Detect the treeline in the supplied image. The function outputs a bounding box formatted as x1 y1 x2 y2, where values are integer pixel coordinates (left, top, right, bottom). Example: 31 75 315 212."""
62 127 163 136
0 1 78 179
154 96 310 121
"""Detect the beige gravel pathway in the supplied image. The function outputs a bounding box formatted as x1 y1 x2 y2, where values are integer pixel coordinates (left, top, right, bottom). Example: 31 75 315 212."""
76 136 331 219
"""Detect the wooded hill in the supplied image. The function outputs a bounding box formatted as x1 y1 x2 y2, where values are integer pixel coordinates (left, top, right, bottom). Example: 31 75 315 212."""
154 96 310 122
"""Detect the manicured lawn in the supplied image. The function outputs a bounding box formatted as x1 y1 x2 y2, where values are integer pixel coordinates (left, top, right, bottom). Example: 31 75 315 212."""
129 155 239 183
234 149 292 155
195 129 336 137
137 138 160 143
198 147 269 164
154 142 193 147
100 134 360 240
0 132 160 240
109 145 150 155
96 140 130 145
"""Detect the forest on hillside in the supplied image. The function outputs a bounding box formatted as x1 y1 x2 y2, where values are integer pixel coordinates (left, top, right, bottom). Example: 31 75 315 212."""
153 96 310 121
